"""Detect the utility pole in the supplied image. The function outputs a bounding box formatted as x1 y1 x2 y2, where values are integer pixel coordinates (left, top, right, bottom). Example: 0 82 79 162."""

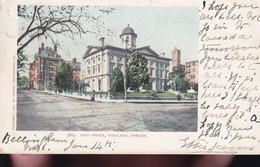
124 38 129 102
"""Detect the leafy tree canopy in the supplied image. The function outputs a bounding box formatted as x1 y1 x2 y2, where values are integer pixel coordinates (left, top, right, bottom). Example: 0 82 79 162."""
17 51 28 79
192 83 198 92
111 67 124 92
55 63 73 90
169 65 190 93
17 76 29 87
175 75 190 93
169 64 185 80
127 51 150 91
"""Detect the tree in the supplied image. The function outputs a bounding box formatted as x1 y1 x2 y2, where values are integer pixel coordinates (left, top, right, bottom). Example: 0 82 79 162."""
169 65 189 93
18 5 115 54
175 76 190 93
111 67 124 92
169 65 185 80
17 51 28 79
143 81 152 91
127 51 150 91
163 76 169 91
192 83 198 92
55 63 73 91
79 81 90 94
17 76 29 88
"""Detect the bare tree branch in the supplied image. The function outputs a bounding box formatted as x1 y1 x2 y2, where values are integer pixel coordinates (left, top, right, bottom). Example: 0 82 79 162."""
18 30 46 53
17 6 114 54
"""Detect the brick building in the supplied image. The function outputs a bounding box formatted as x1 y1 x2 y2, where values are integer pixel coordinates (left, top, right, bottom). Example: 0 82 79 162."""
184 60 198 85
29 43 81 91
29 43 63 91
172 47 181 68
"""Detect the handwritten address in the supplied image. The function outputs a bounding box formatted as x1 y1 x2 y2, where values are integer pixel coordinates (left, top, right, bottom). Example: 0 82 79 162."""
1 132 115 152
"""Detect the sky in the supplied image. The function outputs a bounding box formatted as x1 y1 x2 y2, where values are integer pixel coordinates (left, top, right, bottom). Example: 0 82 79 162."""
19 6 199 76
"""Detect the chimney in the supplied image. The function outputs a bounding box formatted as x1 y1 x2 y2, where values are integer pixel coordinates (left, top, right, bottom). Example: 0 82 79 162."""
38 47 41 53
41 42 45 51
99 37 105 48
73 57 77 63
160 52 165 57
54 44 57 53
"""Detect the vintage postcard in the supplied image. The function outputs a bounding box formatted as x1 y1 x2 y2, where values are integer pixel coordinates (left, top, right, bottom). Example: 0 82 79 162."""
0 0 259 154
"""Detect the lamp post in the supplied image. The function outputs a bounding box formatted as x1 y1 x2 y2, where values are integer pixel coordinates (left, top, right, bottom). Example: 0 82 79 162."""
124 38 129 102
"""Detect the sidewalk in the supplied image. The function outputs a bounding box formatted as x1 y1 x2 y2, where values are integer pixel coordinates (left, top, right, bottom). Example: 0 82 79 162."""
37 90 198 104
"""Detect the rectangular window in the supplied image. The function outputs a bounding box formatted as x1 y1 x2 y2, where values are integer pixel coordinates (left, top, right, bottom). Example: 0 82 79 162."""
110 64 114 73
156 70 158 77
98 56 101 62
98 65 101 73
151 61 154 66
93 67 95 74
150 69 153 76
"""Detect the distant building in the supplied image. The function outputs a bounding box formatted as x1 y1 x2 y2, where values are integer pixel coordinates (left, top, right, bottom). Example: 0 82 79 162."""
29 43 63 91
171 46 198 86
185 60 198 85
29 43 81 91
81 25 171 92
172 47 181 68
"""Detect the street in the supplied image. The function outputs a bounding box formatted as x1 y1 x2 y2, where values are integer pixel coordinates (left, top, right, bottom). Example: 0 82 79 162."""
17 90 197 131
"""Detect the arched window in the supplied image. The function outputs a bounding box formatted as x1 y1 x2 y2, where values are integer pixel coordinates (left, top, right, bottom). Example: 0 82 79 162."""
126 36 129 45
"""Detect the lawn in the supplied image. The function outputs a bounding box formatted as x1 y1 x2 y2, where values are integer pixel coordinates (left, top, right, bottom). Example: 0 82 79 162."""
154 92 176 98
112 92 151 97
112 92 177 97
185 93 198 98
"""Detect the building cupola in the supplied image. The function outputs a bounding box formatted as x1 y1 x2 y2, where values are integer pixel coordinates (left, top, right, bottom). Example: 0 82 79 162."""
120 24 137 49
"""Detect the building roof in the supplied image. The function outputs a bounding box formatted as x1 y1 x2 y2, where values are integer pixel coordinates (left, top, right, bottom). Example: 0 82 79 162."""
83 45 171 62
83 25 170 62
186 60 198 63
120 25 137 37
34 47 62 59
66 61 81 69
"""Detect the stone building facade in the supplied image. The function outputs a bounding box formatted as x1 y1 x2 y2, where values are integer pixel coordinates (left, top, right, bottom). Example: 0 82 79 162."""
81 25 171 92
184 60 198 85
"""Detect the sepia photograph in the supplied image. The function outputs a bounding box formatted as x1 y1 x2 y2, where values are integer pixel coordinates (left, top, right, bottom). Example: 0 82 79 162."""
16 5 199 132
